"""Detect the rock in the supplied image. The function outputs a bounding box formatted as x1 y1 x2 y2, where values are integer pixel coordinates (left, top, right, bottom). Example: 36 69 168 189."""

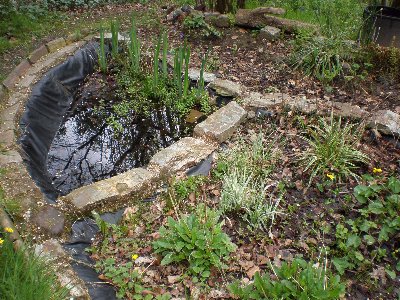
194 101 247 143
181 4 192 13
209 79 242 97
63 168 157 212
32 206 66 236
186 109 205 123
28 45 49 64
329 101 368 119
236 7 316 33
3 59 31 91
46 38 67 53
235 7 285 28
95 32 128 42
213 14 231 28
148 137 215 174
0 151 22 166
243 92 289 110
35 239 67 259
259 25 281 40
188 68 216 83
167 8 184 22
204 12 221 24
285 96 318 114
367 110 400 137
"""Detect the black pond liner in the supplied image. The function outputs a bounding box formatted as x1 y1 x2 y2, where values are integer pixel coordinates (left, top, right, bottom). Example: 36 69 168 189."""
63 157 213 300
364 6 400 48
19 42 99 202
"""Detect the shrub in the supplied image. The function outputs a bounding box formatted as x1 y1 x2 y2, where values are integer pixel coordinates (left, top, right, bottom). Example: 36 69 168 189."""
0 229 69 300
229 258 346 299
152 204 236 279
298 114 369 185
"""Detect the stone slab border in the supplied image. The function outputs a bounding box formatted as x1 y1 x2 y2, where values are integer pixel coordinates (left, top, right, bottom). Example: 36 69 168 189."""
1 33 400 300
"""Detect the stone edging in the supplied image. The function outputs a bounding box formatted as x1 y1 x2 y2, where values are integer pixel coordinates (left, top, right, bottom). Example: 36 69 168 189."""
0 36 94 300
1 33 400 300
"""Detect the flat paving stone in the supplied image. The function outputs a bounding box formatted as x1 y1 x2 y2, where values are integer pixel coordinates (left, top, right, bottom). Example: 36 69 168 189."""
64 168 157 211
188 68 216 83
243 92 290 110
209 79 242 97
32 206 66 236
46 38 67 53
194 101 247 143
28 45 49 64
0 151 22 166
148 137 216 174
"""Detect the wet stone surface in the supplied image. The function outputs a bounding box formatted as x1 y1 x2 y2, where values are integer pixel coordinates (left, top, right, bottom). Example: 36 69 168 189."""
32 206 66 236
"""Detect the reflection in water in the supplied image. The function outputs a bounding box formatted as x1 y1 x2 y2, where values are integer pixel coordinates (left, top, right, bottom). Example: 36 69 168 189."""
47 76 192 195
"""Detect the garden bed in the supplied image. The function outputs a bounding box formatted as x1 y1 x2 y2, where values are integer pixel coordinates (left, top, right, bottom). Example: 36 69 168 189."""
86 112 400 299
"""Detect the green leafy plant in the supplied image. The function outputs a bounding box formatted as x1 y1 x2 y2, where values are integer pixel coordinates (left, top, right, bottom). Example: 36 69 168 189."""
290 33 355 83
0 229 69 300
220 168 283 232
98 26 107 73
183 13 221 38
332 176 400 276
298 114 369 185
110 20 119 58
152 204 236 279
128 15 141 73
229 258 346 299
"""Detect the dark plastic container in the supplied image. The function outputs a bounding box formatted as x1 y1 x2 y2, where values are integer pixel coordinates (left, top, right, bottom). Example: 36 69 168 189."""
365 6 400 47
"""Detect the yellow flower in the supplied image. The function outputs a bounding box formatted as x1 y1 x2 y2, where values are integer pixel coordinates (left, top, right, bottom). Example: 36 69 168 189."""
0 238 3 245
373 167 382 174
4 227 13 233
326 173 335 180
131 254 139 260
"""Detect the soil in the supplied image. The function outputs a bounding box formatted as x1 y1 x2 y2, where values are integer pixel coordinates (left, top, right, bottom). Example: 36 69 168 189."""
90 113 400 300
3 2 400 299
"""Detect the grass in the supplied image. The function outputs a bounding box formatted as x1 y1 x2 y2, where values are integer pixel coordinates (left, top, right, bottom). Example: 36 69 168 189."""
298 114 369 185
0 231 69 300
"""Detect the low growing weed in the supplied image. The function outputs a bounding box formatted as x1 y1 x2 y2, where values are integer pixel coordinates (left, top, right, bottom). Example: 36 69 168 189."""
331 175 400 277
298 114 369 185
152 204 236 280
229 257 345 299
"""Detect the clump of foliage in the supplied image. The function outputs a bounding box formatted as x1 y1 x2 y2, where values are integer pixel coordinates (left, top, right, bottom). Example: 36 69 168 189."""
165 175 208 212
220 168 283 232
229 258 346 299
97 17 213 134
152 204 236 280
298 114 369 185
183 13 221 38
0 228 69 300
331 175 400 277
215 132 283 232
290 32 355 83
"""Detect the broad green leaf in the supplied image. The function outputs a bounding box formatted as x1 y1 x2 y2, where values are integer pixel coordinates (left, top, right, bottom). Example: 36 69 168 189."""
160 253 175 265
388 177 400 194
346 234 361 248
332 257 353 275
385 268 396 280
363 235 375 245
368 201 384 214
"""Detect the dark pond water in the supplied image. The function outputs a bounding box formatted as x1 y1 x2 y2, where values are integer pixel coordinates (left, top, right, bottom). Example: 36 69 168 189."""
47 73 194 195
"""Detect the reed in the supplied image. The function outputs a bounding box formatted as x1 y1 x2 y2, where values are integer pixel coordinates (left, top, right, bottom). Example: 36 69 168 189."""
99 27 107 73
128 16 141 73
110 20 119 58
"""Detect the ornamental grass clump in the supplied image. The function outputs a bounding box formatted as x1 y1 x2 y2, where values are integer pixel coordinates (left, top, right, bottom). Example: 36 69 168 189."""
298 114 369 185
0 228 69 300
